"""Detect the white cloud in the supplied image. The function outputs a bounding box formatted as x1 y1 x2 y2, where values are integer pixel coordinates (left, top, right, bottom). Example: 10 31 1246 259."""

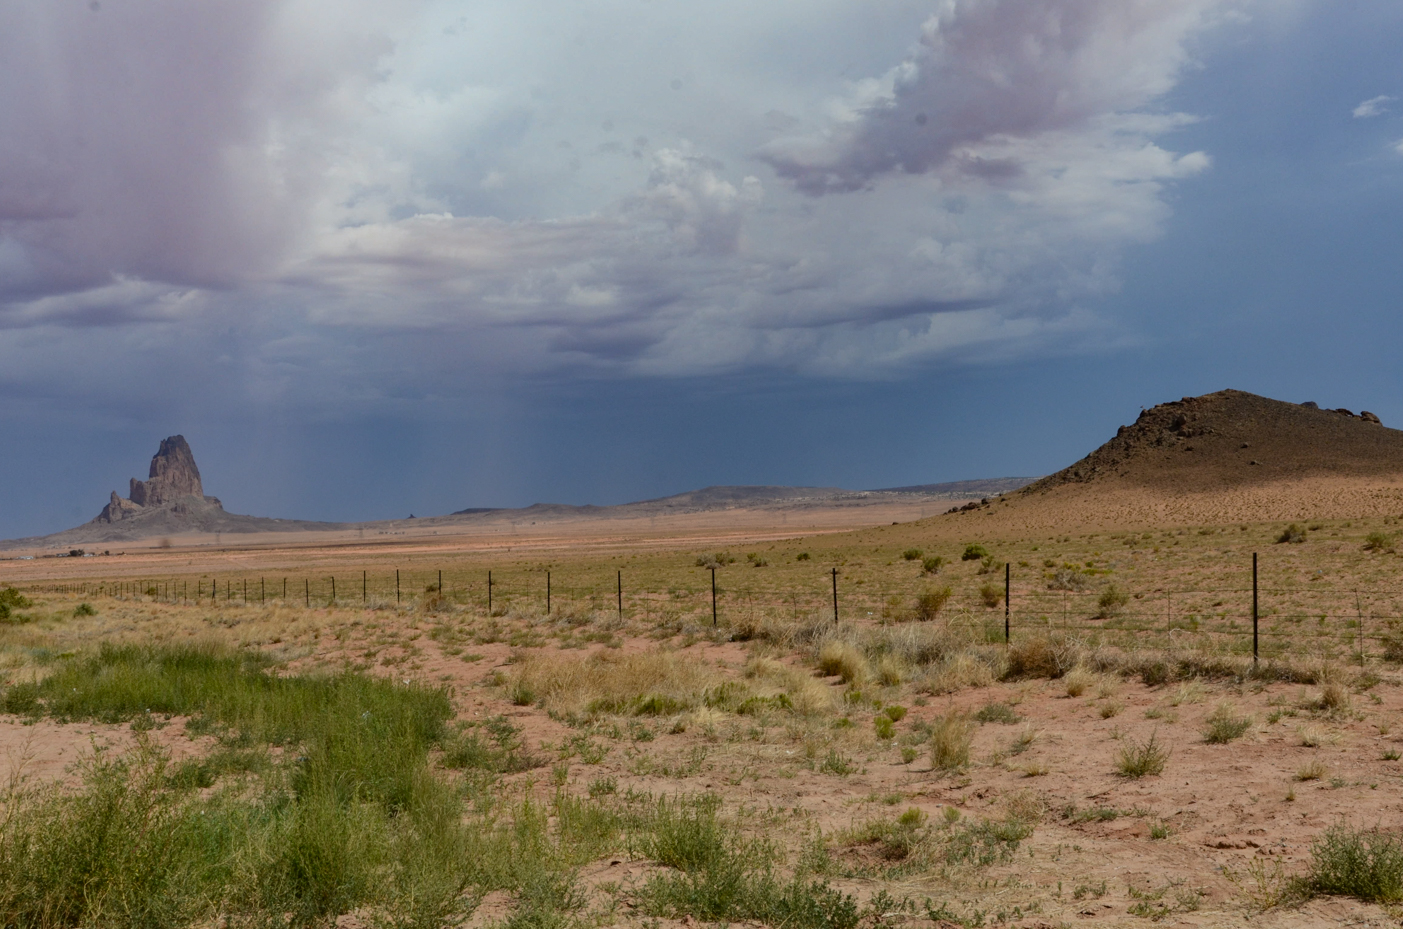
1354 95 1395 118
0 0 1237 399
759 0 1229 193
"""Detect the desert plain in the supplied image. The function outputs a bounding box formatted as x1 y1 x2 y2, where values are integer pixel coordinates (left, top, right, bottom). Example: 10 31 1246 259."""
6 392 1403 927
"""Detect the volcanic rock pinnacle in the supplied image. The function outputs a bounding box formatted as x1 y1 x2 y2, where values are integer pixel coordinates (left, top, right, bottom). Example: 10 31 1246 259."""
97 435 221 522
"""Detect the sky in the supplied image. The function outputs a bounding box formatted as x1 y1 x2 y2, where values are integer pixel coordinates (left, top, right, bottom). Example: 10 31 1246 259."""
1 0 1402 537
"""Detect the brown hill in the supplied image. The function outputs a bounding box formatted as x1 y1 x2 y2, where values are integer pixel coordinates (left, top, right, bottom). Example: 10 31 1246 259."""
939 390 1403 534
1021 390 1400 495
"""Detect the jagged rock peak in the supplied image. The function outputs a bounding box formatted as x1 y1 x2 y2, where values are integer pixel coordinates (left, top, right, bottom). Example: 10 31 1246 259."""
96 435 221 523
130 435 203 507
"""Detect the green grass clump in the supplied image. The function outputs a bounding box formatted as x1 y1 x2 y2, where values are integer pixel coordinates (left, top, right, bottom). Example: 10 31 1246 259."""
1308 823 1403 903
973 702 1020 725
961 544 989 562
944 816 1034 867
902 549 923 561
643 795 730 872
1116 731 1169 778
0 643 482 927
1203 704 1253 744
441 717 544 774
637 796 859 929
1277 524 1307 544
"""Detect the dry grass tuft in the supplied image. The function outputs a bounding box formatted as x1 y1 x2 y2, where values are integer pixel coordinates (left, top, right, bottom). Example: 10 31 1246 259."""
873 654 909 686
921 652 998 694
1063 666 1095 697
1170 681 1207 706
1315 682 1351 713
1005 635 1081 680
1297 724 1338 748
930 712 976 771
1003 789 1048 823
817 641 870 684
744 655 836 716
508 648 720 716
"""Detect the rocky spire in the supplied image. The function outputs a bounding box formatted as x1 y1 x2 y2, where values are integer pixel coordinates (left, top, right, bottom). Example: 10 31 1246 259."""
128 435 203 507
97 435 219 522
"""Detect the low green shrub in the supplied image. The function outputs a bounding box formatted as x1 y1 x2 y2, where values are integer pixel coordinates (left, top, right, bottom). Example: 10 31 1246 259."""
910 586 953 621
0 587 31 610
1277 524 1307 544
1364 532 1396 553
1096 584 1130 618
1203 704 1252 744
0 587 32 623
921 556 945 575
1308 823 1403 903
1116 732 1169 778
902 549 923 561
961 544 989 561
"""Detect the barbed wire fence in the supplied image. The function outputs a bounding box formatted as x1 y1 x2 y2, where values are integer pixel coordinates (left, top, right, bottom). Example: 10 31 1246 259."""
15 553 1403 666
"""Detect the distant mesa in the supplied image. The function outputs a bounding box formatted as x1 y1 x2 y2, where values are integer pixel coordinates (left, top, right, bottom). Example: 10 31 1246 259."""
97 435 224 523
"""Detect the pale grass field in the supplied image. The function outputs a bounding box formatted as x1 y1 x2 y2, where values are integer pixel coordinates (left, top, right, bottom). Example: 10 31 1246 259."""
6 512 1403 926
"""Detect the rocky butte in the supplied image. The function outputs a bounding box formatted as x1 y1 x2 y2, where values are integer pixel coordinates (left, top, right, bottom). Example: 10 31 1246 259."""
96 435 224 522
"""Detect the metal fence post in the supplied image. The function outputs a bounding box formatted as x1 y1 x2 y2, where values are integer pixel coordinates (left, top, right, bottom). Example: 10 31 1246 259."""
831 567 839 624
1356 589 1366 667
711 567 717 627
1252 552 1259 666
1004 561 1010 644
617 570 623 619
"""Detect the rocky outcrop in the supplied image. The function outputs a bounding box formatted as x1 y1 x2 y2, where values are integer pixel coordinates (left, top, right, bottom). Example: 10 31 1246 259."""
95 435 222 523
97 491 144 523
1018 389 1403 494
